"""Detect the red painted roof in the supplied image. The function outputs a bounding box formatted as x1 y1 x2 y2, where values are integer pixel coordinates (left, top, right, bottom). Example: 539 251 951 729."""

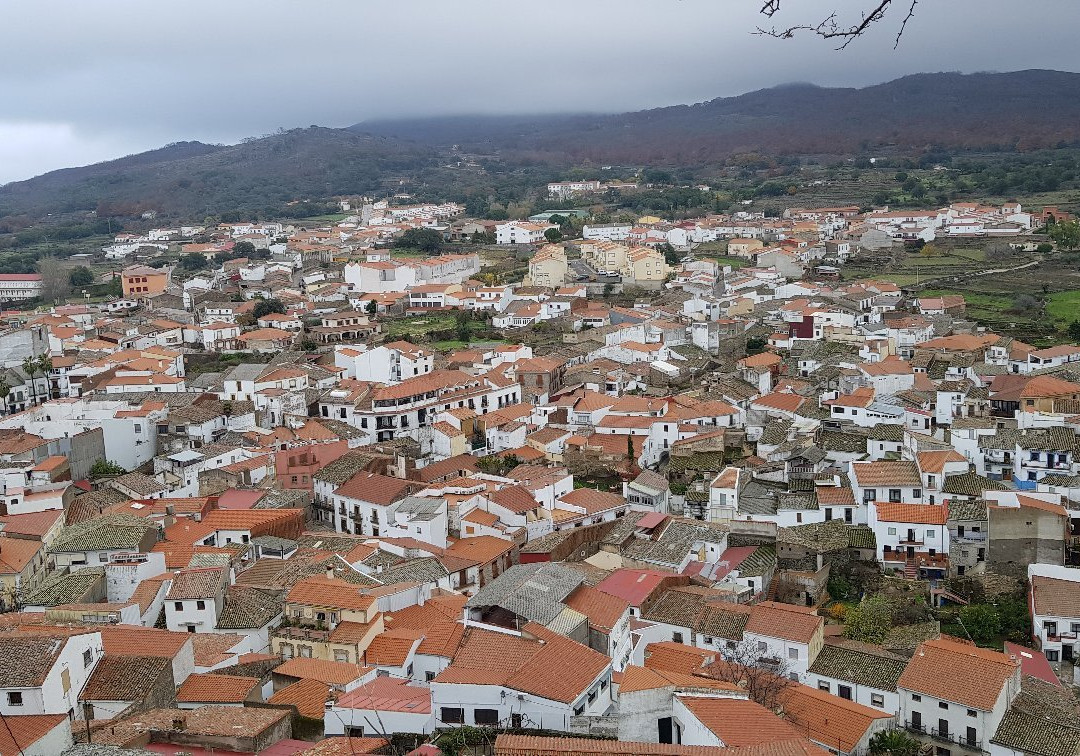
595 568 682 607
635 511 668 530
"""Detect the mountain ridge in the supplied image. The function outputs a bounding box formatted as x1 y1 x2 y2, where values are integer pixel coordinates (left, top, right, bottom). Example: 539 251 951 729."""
3 70 1080 220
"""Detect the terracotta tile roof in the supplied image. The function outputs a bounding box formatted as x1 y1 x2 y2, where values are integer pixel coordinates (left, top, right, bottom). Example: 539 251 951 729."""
496 734 832 755
286 575 378 612
176 672 260 703
779 685 892 753
563 585 629 634
384 594 468 631
268 677 332 719
559 487 626 514
1031 574 1080 619
490 485 541 514
897 637 1019 710
335 674 432 713
0 537 44 574
745 602 822 645
916 450 966 474
676 695 810 747
851 460 922 488
79 655 172 702
100 626 193 659
644 642 718 675
274 657 372 686
336 472 417 506
298 737 391 755
434 622 609 704
0 714 69 755
363 628 424 666
873 502 947 525
443 535 515 565
619 664 741 695
165 566 227 600
752 392 806 413
190 632 247 668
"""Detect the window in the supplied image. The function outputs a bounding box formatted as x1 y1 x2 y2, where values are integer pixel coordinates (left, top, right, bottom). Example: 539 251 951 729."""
196 600 206 611
1046 649 1060 661
864 489 877 502
757 641 768 653
174 602 183 612
299 646 312 658
474 709 499 725
441 707 465 724
912 694 922 702
938 702 949 710
574 704 585 716
334 650 349 663
927 530 935 539
788 647 799 660
838 684 852 700
703 636 713 645
7 692 22 706
966 727 977 746
889 489 902 503
425 671 436 682
672 632 683 644
871 693 885 708
83 649 93 668
967 709 977 718
888 527 897 535
913 489 922 498
818 681 831 692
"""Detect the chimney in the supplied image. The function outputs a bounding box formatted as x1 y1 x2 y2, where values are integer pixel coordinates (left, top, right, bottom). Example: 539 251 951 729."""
326 566 334 580
172 715 186 731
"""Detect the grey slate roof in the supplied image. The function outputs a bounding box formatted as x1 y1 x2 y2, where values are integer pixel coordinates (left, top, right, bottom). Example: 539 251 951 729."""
990 676 1080 756
465 563 584 626
808 639 908 692
217 586 283 629
50 514 157 554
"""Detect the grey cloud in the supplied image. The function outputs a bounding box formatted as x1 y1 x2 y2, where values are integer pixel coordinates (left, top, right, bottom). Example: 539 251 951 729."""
2 0 1078 183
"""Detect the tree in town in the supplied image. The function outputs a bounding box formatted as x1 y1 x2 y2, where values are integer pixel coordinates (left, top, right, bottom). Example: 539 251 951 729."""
397 227 444 253
1036 242 1054 255
1068 320 1080 341
1049 219 1080 251
868 729 923 756
544 228 563 243
958 603 1002 645
69 266 94 287
35 257 71 304
704 639 795 709
454 310 471 343
89 459 127 480
844 594 893 644
365 299 378 315
179 252 209 271
232 240 257 258
252 298 286 320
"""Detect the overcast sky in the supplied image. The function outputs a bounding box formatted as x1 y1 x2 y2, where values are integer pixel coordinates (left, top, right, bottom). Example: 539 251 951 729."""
2 0 1077 185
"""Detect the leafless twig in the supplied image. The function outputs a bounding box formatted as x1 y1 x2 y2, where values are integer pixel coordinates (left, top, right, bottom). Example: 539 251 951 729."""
755 0 919 49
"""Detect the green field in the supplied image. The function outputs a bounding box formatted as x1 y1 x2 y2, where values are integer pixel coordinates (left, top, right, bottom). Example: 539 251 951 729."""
1048 290 1080 326
706 255 751 269
384 315 457 339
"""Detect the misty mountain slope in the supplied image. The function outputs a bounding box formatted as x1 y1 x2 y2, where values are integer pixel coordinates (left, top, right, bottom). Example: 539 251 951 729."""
359 70 1080 161
0 128 437 220
3 70 1080 221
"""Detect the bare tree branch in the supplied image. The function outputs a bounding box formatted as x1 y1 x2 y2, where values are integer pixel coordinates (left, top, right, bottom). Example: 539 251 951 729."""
755 0 919 49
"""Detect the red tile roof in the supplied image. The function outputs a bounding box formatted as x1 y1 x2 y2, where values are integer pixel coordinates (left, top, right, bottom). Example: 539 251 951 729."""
897 637 1018 710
